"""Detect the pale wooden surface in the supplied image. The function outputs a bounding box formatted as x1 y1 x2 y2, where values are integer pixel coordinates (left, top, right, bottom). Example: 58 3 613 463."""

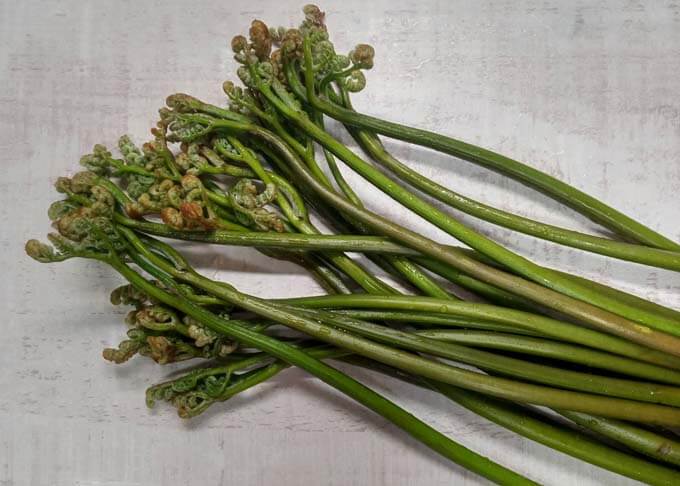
2 1 680 485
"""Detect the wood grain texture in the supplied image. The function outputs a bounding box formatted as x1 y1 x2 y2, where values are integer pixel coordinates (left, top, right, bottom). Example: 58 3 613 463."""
1 1 679 484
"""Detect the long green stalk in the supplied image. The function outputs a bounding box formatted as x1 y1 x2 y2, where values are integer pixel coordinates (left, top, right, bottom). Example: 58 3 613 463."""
259 300 680 404
281 52 680 335
256 91 446 300
413 330 680 385
279 293 680 370
432 382 680 485
307 91 453 299
560 411 680 466
332 310 541 336
121 231 680 425
346 356 680 485
414 257 539 311
160 98 680 325
304 66 680 253
115 215 680 321
237 119 680 357
333 85 680 272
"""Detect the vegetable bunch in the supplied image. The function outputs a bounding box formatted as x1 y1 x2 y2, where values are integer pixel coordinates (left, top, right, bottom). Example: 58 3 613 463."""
26 5 680 485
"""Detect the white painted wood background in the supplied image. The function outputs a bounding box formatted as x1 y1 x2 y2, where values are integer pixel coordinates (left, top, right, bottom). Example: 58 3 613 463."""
2 0 680 484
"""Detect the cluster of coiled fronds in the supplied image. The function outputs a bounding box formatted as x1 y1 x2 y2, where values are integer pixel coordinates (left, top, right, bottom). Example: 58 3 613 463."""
104 284 238 365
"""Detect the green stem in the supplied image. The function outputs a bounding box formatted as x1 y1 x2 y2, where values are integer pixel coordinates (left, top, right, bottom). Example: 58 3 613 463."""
229 132 395 296
121 232 680 425
331 309 542 336
300 253 352 294
244 120 680 356
559 411 680 466
414 330 680 385
415 257 537 311
348 357 680 485
289 39 680 335
107 255 532 485
304 67 680 252
432 382 680 485
292 64 680 334
273 304 680 405
334 85 680 272
260 91 431 297
387 256 454 299
279 294 680 370
176 346 350 418
308 104 453 299
115 210 679 323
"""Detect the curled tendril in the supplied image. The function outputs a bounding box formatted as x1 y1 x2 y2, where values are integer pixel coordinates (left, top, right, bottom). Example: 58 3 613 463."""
269 49 286 84
290 5 373 92
159 207 184 229
255 61 275 84
146 377 183 408
133 306 181 332
48 200 80 221
144 336 177 364
127 178 177 217
165 93 203 114
349 44 375 69
250 20 272 60
80 145 115 175
126 174 156 200
25 239 65 263
143 126 176 176
222 80 256 115
203 372 233 397
229 179 284 232
301 4 327 34
42 204 125 259
50 172 115 221
231 35 248 54
54 171 98 196
71 171 99 193
146 365 233 412
164 112 214 143
80 136 170 201
118 135 147 167
185 315 218 347
198 145 225 168
102 329 148 364
125 173 217 230
138 335 201 365
236 65 254 88
343 70 367 92
175 143 210 174
183 316 237 356
231 19 274 67
180 202 217 230
281 29 304 61
212 137 241 160
175 391 214 418
110 284 153 307
54 177 72 194
269 26 287 46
